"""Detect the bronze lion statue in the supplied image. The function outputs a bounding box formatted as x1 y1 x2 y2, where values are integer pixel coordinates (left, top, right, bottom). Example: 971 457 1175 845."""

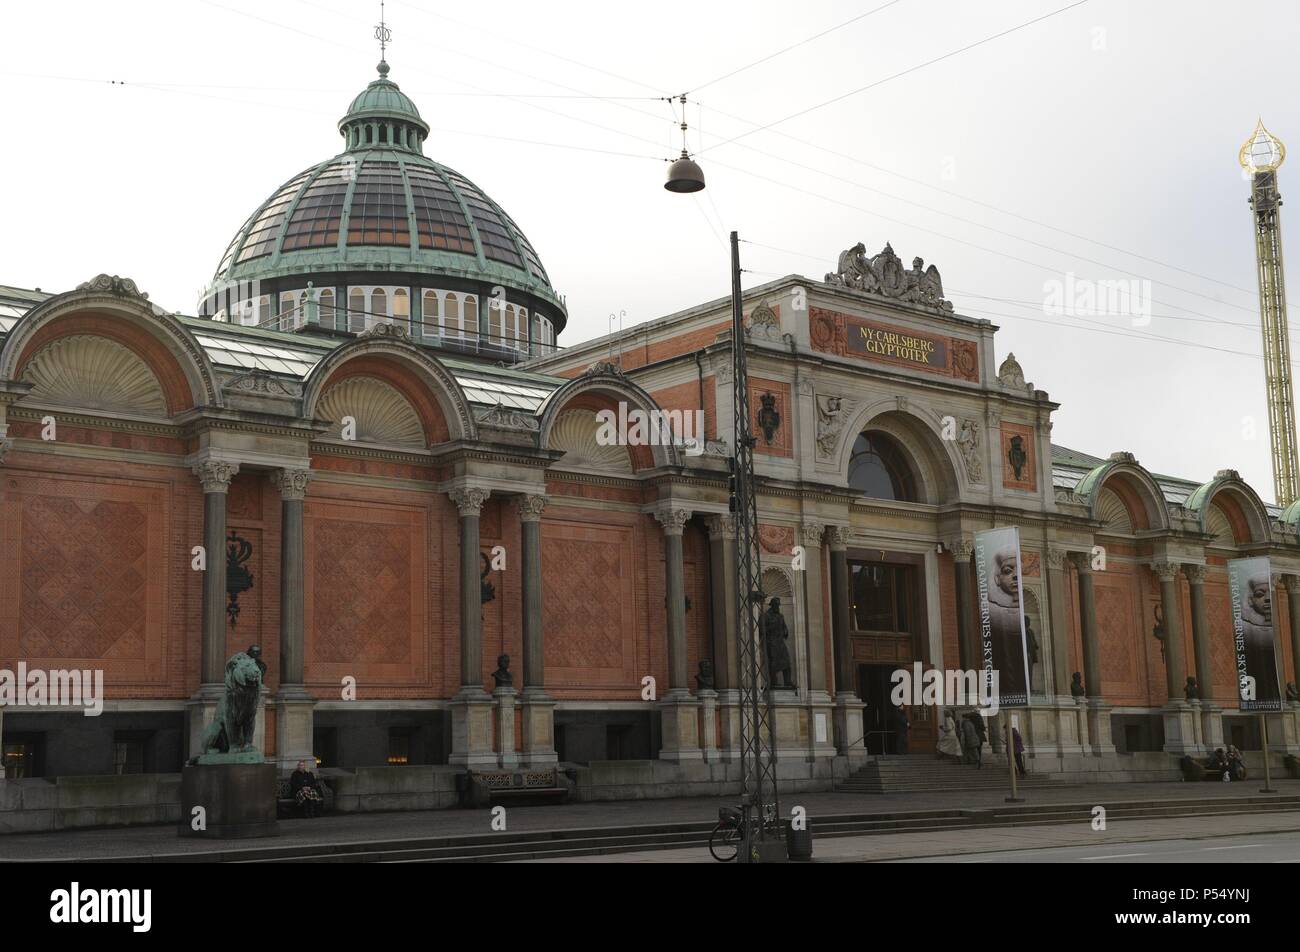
201 649 264 754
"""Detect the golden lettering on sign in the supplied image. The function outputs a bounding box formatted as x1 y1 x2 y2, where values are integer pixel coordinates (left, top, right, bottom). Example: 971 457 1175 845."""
855 325 937 365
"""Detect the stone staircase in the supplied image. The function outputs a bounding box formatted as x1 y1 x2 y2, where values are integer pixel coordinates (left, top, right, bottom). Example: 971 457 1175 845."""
838 754 1057 794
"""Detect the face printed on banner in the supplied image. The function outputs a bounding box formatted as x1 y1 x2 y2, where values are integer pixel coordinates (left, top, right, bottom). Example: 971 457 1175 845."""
1247 576 1272 625
992 548 1019 604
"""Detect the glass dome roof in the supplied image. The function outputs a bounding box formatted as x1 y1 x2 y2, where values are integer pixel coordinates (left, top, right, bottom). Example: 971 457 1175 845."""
205 60 563 320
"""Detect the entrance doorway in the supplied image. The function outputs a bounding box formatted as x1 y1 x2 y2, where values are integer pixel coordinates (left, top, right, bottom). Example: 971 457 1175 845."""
858 664 900 755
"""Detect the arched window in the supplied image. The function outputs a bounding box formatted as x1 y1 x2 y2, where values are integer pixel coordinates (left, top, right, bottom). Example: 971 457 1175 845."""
279 291 297 330
848 431 917 501
442 292 459 339
370 287 388 330
348 288 366 333
392 288 409 329
422 289 440 337
489 299 504 347
319 288 336 329
463 295 479 340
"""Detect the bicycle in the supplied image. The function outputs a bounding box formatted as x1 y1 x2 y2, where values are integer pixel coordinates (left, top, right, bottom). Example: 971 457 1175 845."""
709 806 744 862
710 804 782 861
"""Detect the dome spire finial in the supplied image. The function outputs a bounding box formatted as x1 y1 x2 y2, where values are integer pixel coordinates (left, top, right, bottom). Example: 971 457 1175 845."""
374 0 391 77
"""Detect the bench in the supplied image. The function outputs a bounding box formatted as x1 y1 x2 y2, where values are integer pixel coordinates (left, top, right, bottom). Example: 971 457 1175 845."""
458 767 571 808
1179 756 1245 782
276 776 334 818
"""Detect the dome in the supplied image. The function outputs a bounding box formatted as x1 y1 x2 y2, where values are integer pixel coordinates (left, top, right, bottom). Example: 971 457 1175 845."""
201 60 565 342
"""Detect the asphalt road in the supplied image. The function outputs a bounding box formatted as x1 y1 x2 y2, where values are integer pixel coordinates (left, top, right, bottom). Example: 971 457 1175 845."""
893 829 1300 863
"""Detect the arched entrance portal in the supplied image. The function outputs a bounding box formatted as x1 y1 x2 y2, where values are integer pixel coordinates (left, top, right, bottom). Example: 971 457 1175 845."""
846 428 937 755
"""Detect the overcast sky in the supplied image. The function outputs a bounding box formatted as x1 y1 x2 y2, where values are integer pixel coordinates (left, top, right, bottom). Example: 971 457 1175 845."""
3 0 1299 500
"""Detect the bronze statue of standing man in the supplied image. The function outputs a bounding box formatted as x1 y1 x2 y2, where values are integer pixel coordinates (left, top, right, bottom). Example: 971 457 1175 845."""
761 597 794 690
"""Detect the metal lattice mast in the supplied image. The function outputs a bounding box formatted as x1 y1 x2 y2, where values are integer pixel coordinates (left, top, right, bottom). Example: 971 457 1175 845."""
728 232 779 859
1241 120 1298 506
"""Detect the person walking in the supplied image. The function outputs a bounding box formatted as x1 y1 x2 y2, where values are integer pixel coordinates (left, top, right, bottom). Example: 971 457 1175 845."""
961 713 982 768
1009 725 1026 778
937 710 963 761
894 704 911 755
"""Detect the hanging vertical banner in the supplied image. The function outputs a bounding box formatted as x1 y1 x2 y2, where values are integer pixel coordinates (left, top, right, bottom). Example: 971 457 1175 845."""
974 526 1030 708
1228 557 1283 712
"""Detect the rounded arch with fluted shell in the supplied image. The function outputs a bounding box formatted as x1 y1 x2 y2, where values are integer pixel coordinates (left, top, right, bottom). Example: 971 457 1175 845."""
833 399 962 504
0 283 223 414
301 334 477 445
1185 471 1272 545
1074 455 1170 532
537 367 679 471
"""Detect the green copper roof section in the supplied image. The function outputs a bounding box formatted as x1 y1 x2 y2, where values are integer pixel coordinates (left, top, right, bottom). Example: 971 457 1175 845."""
202 60 565 324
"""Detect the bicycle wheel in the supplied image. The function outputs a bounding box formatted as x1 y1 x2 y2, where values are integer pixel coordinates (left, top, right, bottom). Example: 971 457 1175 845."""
709 823 740 862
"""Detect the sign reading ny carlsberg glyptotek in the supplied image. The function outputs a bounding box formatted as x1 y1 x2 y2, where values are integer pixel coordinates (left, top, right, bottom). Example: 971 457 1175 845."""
845 317 948 371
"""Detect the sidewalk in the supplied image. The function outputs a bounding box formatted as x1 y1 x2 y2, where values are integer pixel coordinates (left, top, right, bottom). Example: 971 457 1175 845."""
516 812 1300 863
2 779 1298 861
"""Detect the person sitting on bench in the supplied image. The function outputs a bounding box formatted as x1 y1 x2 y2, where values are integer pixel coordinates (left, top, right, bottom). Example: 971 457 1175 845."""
291 759 325 817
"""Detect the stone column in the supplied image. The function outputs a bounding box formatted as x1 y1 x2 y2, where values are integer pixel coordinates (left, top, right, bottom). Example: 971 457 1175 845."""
449 487 495 767
1070 551 1113 755
186 460 238 758
1154 560 1197 754
655 507 701 762
1186 564 1223 750
195 461 238 684
799 522 836 763
1043 546 1083 758
950 537 976 677
1153 561 1187 698
1286 575 1300 700
271 468 315 772
517 494 556 766
1044 547 1073 700
829 525 864 762
1285 576 1300 754
1071 553 1101 698
798 523 830 698
705 514 741 760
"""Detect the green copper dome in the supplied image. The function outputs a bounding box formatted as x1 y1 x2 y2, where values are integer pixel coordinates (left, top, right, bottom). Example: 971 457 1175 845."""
202 60 564 329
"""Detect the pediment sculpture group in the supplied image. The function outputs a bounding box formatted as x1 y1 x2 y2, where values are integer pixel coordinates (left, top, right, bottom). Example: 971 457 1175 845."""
826 242 953 312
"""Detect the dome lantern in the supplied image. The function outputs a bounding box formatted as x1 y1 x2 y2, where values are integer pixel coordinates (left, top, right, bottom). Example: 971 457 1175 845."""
338 59 430 154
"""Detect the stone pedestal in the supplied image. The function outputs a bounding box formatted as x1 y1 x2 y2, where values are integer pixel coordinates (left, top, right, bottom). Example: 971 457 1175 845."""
1189 699 1205 751
1161 701 1200 755
770 691 806 761
274 687 316 772
1074 698 1091 752
519 691 557 766
1201 703 1225 750
184 686 223 762
179 762 279 838
1282 704 1300 754
807 692 837 761
716 689 742 762
1086 701 1115 755
832 692 866 761
449 690 497 767
494 686 519 768
658 693 703 762
1267 711 1296 754
253 685 269 757
698 689 720 762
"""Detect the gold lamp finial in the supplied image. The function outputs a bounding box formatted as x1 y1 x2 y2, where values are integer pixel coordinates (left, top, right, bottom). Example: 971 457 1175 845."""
1240 118 1286 172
